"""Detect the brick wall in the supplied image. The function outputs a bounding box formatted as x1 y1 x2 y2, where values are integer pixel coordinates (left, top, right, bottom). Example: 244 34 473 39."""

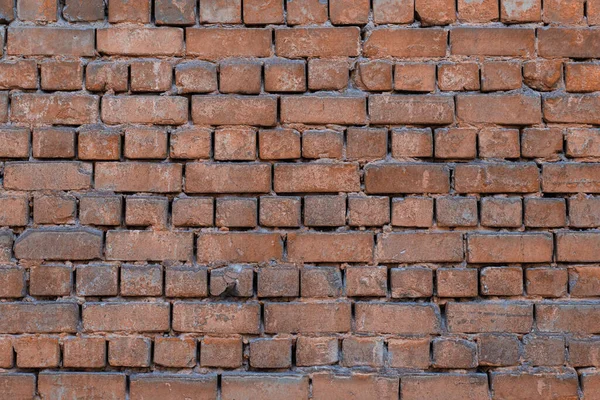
0 0 600 398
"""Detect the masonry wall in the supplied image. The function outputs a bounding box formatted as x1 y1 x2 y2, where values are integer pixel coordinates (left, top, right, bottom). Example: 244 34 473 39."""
1 0 600 398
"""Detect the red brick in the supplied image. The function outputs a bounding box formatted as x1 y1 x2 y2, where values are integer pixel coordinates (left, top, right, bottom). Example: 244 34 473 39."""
438 63 479 91
523 335 565 366
197 232 283 263
478 128 520 158
175 62 217 93
257 265 299 297
544 0 585 24
314 374 398 400
63 337 106 368
395 63 436 92
437 196 477 227
276 27 360 58
15 228 102 260
491 372 578 400
434 128 477 159
348 196 390 226
78 128 121 160
200 336 242 368
109 337 150 367
387 338 430 369
130 375 217 400
250 338 292 368
120 264 163 297
355 303 441 334
281 96 366 125
342 337 384 367
108 0 149 22
557 232 600 262
521 127 563 159
437 268 478 298
223 375 308 400
0 194 29 226
199 0 241 23
458 0 497 22
76 265 119 297
354 60 393 91
0 60 37 89
567 128 600 157
192 95 276 126
391 267 433 298
286 0 327 25
0 0 13 21
83 302 170 332
79 195 122 226
481 61 521 92
457 93 541 125
265 59 306 92
11 93 98 125
170 126 211 159
32 127 75 159
446 302 533 333
30 265 72 296
0 266 25 298
216 197 258 228
101 95 187 125
244 0 284 24
539 303 600 333
106 231 193 261
274 163 360 193
14 336 59 368
130 60 172 92
154 337 196 368
524 198 566 228
566 63 600 93
264 302 351 333
95 162 182 193
415 0 455 25
346 127 387 161
304 195 346 227
477 334 520 367
5 162 91 191
392 197 433 227
186 163 270 193
302 130 343 159
366 164 449 194
0 339 14 367
259 129 301 160
364 28 447 58
173 302 260 334
523 60 563 91
373 0 413 23
452 28 535 56
570 196 600 228
329 0 369 24
172 197 214 227
480 197 522 228
259 196 301 227
455 163 539 193
480 266 523 296
369 95 454 125
543 163 600 193
545 95 600 124
7 27 94 56
63 0 105 21
301 266 343 298
526 267 567 298
187 28 271 59
308 59 349 90
377 232 463 262
402 374 489 400
220 60 262 94
38 373 126 400
591 0 600 25
98 27 183 56
0 127 28 158
154 0 196 25
391 128 433 158
539 28 600 58
570 338 600 367
296 337 338 366
0 303 78 333
346 266 387 297
468 233 552 263
124 128 168 160
86 62 128 92
165 265 208 298
432 338 477 369
501 0 541 22
214 127 256 161
287 232 374 263
41 60 82 91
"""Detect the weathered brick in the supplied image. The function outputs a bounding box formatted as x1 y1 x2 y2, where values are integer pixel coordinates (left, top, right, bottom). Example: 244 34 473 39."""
264 302 351 333
543 163 600 193
201 336 243 368
14 336 60 368
369 95 454 125
0 266 25 298
402 374 489 400
95 162 182 193
456 94 541 125
63 0 105 21
83 302 170 332
30 265 72 296
447 302 533 333
364 163 450 194
38 373 126 400
222 375 308 400
63 337 106 368
296 337 338 366
455 163 540 193
355 303 441 334
364 29 447 58
186 163 271 193
14 228 102 260
188 28 271 59
0 194 29 226
491 372 578 400
173 302 260 333
276 27 360 57
154 0 196 25
98 27 184 56
8 27 94 56
76 265 119 297
106 231 193 261
11 93 98 125
165 266 208 298
86 62 129 92
451 28 535 56
130 375 217 400
544 95 600 124
312 374 398 400
281 96 367 125
0 60 37 89
0 303 78 333
101 96 188 125
539 27 600 58
467 233 553 263
192 95 277 126
197 232 283 263
274 163 360 193
287 232 374 263
249 338 292 368
376 232 463 263
557 232 600 262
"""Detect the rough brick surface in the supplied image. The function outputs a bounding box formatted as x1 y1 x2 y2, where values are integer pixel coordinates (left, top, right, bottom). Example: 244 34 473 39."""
0 2 597 398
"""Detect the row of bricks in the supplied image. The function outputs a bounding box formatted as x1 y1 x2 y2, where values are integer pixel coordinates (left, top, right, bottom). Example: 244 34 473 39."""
3 161 600 194
2 192 599 229
6 0 600 26
0 300 599 334
6 26 600 60
0 263 595 299
0 332 597 370
0 124 596 162
0 370 595 400
6 229 600 263
2 57 598 94
3 92 600 126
